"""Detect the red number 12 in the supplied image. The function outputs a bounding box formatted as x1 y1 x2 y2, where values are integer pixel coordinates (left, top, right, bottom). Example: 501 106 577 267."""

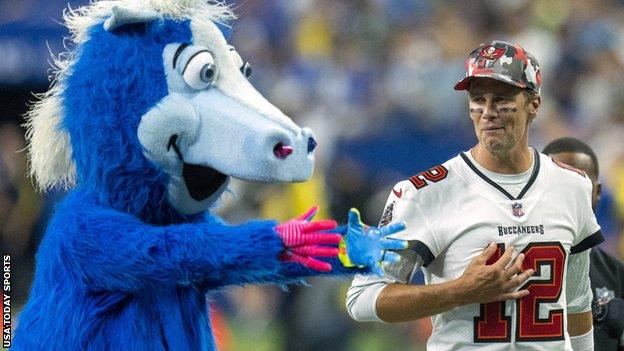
473 242 566 343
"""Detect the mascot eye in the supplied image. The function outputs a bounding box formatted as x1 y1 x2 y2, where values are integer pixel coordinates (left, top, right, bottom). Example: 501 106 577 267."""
241 62 252 78
228 46 252 79
182 51 217 89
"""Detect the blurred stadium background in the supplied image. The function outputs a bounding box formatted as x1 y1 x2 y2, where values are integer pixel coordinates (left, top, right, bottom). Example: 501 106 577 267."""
1 0 624 350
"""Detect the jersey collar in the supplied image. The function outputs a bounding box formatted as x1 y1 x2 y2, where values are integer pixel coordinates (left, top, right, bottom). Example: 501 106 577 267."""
459 147 540 200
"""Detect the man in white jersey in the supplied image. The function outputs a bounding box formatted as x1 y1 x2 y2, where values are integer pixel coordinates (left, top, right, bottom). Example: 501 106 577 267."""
346 40 603 350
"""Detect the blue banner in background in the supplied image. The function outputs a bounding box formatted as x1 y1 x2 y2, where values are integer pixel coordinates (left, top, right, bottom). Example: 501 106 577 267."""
0 0 237 85
0 0 89 85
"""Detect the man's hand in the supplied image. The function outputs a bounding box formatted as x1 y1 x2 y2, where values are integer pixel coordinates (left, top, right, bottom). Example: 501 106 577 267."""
455 242 534 304
374 241 534 323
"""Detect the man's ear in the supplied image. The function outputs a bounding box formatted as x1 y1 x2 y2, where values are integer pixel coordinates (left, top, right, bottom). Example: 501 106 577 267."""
529 94 541 117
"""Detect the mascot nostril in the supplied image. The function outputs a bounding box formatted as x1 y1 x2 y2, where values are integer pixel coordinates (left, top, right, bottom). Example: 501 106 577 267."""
308 137 317 153
273 142 293 159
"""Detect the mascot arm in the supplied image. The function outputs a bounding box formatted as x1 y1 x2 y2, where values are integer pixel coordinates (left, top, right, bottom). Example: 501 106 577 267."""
213 251 368 288
213 209 408 288
62 204 286 291
210 254 370 289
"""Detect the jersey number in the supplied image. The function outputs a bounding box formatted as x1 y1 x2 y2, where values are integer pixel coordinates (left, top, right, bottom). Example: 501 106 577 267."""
408 165 448 189
473 242 566 343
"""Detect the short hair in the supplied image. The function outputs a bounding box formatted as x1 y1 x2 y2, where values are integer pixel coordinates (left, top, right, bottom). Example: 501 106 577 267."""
522 89 538 103
542 137 599 176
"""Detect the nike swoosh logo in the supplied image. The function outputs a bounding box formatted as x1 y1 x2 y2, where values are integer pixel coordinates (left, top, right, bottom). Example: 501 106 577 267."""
392 188 402 198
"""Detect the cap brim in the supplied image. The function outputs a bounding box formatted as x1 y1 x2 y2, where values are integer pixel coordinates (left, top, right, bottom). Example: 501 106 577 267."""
454 77 472 90
453 74 527 91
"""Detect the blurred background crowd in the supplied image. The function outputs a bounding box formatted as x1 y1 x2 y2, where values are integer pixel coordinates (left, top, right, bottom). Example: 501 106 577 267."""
1 0 624 350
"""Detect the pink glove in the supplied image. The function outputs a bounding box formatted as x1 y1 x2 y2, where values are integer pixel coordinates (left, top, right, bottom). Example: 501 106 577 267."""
276 206 341 272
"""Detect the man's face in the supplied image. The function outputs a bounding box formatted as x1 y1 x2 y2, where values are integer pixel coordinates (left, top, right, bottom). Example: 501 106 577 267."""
547 151 601 210
468 78 539 154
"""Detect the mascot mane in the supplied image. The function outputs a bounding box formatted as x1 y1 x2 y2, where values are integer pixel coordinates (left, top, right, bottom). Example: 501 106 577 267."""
25 0 235 192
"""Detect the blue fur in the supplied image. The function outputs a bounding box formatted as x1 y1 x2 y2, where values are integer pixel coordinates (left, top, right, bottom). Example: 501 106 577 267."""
13 18 364 351
61 19 191 224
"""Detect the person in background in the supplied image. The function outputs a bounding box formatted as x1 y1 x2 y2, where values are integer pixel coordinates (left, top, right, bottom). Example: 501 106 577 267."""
544 137 624 351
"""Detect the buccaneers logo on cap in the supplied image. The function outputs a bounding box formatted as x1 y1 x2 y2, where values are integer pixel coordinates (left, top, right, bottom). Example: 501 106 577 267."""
479 45 505 60
477 45 506 68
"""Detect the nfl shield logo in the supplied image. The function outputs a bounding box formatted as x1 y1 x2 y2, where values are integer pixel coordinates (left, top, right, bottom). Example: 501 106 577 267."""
511 202 524 217
595 287 615 306
379 202 395 227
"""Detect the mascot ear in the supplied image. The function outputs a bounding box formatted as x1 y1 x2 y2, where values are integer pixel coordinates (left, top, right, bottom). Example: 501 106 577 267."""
103 5 162 32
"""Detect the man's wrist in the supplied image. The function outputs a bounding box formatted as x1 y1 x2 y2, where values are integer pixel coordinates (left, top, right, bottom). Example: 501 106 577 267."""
446 278 470 306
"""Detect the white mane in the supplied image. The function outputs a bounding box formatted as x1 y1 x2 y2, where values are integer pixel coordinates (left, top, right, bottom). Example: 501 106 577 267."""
24 0 235 191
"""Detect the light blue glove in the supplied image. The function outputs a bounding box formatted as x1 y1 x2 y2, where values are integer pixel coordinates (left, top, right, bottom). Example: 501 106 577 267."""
339 208 408 276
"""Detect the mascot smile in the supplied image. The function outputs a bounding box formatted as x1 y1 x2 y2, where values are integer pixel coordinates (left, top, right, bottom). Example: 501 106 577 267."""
14 1 406 350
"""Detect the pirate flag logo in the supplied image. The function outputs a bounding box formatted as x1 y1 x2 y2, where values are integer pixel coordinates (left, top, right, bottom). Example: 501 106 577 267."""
477 45 506 68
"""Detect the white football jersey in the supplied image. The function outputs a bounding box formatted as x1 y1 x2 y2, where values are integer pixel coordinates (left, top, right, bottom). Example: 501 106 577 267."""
372 150 602 350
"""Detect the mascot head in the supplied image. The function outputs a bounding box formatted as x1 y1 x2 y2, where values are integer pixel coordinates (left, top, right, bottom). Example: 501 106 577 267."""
25 0 316 222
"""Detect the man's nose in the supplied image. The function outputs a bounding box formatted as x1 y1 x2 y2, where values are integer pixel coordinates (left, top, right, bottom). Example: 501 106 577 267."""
482 100 498 120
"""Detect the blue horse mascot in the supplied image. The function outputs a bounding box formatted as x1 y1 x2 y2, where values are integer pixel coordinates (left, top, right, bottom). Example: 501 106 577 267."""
14 1 406 350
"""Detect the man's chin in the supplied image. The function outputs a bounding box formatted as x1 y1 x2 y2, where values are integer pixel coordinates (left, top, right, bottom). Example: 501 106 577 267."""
482 138 512 154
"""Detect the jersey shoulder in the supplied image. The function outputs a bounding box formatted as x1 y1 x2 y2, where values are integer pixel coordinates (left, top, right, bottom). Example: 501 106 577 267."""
390 157 463 204
543 153 593 192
